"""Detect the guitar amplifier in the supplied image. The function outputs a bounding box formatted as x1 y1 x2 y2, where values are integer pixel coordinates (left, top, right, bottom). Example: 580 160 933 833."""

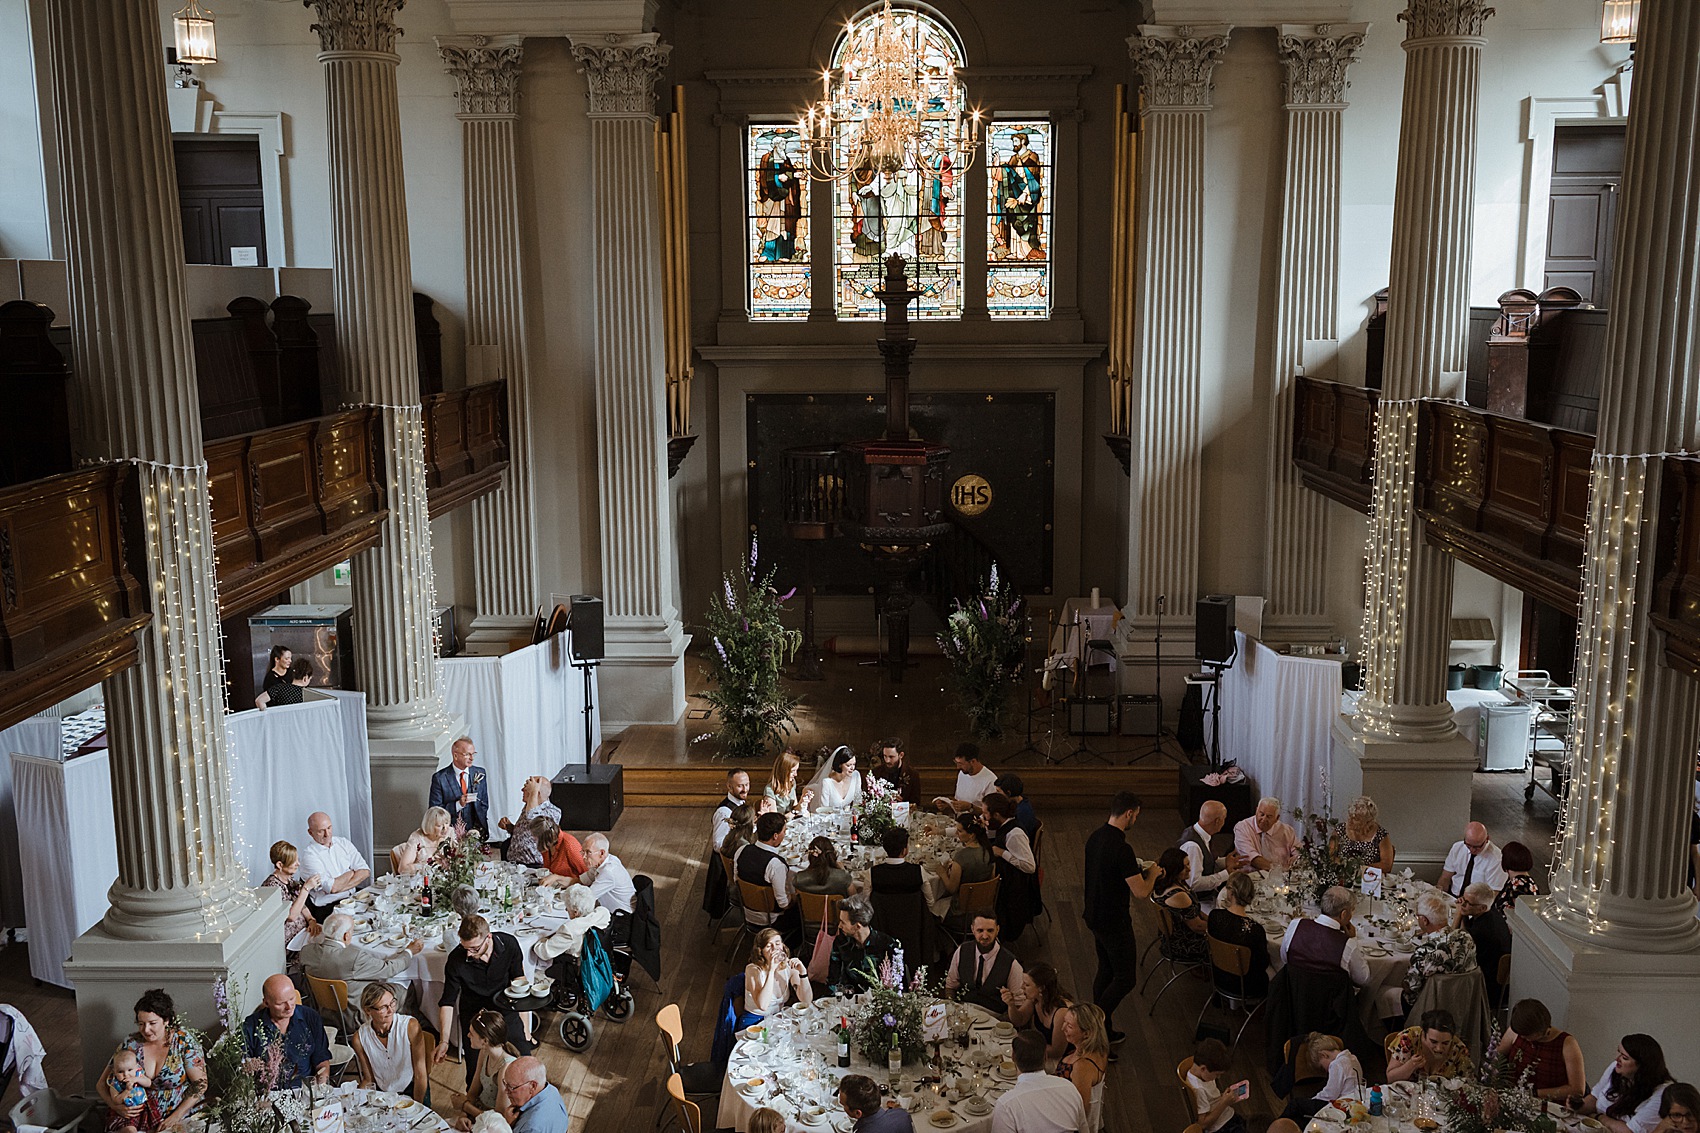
550 763 624 831
1068 699 1113 736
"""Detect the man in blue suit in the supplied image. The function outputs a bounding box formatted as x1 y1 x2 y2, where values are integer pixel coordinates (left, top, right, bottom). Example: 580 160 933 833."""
429 736 490 840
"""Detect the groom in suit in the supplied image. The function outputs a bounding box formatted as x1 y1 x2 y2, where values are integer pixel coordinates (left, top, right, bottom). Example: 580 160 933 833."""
429 736 490 839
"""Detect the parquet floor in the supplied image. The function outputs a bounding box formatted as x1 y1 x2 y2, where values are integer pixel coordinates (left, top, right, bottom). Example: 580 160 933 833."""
0 768 1556 1133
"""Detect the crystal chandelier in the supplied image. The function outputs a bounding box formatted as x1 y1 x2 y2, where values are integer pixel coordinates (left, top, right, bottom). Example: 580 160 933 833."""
799 1 979 182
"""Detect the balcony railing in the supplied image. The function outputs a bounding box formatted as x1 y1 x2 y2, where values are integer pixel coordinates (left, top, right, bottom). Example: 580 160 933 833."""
1292 375 1378 513
424 381 511 519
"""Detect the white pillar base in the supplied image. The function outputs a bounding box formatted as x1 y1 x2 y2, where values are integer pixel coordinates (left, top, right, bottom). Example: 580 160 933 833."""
1331 714 1476 879
462 615 537 656
369 723 464 852
599 623 690 729
1509 897 1700 1080
66 888 285 1088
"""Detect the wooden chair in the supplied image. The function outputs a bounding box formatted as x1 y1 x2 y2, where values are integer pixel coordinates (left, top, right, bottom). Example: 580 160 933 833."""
652 1005 718 1129
1030 822 1051 933
1176 1056 1199 1125
1194 935 1267 1051
942 876 1001 945
388 848 402 875
1140 904 1208 1015
1384 1028 1402 1060
730 879 779 961
664 1072 702 1133
708 850 743 942
306 974 355 1035
796 890 843 940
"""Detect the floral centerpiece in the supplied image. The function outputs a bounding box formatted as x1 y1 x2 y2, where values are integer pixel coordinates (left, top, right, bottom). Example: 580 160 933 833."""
696 539 802 762
854 774 901 843
1290 807 1359 894
192 977 317 1133
937 565 1026 741
429 823 484 905
1435 1025 1559 1133
849 948 934 1064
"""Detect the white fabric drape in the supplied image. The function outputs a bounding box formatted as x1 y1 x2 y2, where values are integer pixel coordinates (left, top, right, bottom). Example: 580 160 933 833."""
1217 632 1342 818
440 635 600 832
225 693 373 885
0 717 62 931
10 751 118 988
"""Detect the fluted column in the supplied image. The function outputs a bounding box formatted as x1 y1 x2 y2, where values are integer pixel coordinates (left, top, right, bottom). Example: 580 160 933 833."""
1540 0 1700 953
437 35 543 645
1263 25 1366 637
1124 24 1230 619
568 32 689 726
1355 0 1492 743
48 0 278 1086
308 0 455 743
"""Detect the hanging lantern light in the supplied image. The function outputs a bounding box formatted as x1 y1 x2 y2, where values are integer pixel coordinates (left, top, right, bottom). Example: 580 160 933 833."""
173 2 217 65
1600 0 1640 43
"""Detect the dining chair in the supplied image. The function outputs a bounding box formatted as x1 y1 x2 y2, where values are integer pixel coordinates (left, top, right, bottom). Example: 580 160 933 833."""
652 1005 718 1129
1030 822 1051 933
796 890 842 940
730 880 779 962
1175 1056 1198 1125
1141 905 1208 1014
306 974 355 1036
1195 935 1267 1051
664 1072 702 1133
942 876 1001 946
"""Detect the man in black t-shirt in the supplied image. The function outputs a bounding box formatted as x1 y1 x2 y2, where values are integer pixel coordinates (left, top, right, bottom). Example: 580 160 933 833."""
431 915 534 1085
1083 790 1158 1047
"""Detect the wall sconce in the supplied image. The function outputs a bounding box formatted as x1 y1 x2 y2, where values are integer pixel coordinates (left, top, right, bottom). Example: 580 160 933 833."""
173 2 217 65
1600 0 1640 44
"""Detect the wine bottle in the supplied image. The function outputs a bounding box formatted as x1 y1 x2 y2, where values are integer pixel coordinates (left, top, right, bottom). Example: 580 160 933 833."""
850 813 860 846
837 1018 851 1068
887 1032 902 1074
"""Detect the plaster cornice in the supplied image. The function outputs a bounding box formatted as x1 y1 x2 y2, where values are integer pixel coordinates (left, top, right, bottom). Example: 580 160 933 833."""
442 0 657 37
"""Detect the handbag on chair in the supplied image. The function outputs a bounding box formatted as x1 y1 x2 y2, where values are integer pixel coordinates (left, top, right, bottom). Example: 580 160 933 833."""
806 922 835 983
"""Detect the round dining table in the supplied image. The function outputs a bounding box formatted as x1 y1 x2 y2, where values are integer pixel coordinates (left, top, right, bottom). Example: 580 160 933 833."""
716 997 1020 1133
777 809 961 918
184 1087 452 1133
1303 1078 1603 1133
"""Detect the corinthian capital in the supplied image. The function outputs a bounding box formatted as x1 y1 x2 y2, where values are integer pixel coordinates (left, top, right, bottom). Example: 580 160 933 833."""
568 32 672 117
1277 23 1369 106
1399 0 1494 40
437 34 525 117
304 0 405 55
1128 25 1231 110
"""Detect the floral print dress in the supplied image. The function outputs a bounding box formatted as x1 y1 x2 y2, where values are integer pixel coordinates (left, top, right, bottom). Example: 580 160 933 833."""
1404 926 1478 999
1387 1026 1474 1077
122 1027 205 1119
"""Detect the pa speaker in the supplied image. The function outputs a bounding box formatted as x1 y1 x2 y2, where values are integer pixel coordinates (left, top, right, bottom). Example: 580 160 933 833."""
568 594 604 662
550 763 623 831
1195 595 1235 663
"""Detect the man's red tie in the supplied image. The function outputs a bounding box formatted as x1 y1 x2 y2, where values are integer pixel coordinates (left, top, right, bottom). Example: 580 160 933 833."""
460 771 468 799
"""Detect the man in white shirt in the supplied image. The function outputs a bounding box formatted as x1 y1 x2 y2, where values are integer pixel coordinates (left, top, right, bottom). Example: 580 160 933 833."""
1436 822 1506 897
1279 886 1371 986
1178 801 1241 896
580 832 635 915
944 914 1025 1014
732 812 802 947
936 743 998 815
990 1031 1084 1133
711 768 750 853
299 812 370 921
1232 797 1298 872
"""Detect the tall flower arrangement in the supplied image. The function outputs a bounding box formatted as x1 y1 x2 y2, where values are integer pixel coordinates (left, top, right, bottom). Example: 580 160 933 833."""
1436 1023 1557 1133
430 822 484 898
193 977 300 1133
853 774 900 842
699 539 803 762
937 565 1025 740
849 948 933 1063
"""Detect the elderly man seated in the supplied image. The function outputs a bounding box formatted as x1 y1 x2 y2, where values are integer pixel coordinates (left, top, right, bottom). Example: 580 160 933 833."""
1233 797 1298 872
1178 801 1242 896
580 832 635 915
297 912 422 1020
1403 890 1478 1013
1438 821 1506 898
298 813 371 923
1457 881 1512 1003
242 974 331 1088
503 1056 570 1133
1279 886 1370 986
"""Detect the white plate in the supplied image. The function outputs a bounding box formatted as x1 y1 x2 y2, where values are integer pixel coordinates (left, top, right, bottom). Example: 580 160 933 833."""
361 932 381 944
927 1112 958 1128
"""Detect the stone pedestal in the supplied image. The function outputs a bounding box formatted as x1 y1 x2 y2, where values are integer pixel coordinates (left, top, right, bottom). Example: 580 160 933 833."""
1330 715 1476 878
569 33 690 727
42 0 282 1085
1263 25 1366 642
1122 24 1230 619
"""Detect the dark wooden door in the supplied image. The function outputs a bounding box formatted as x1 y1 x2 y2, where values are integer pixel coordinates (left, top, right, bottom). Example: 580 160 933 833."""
1520 595 1577 687
1543 124 1625 304
173 135 267 266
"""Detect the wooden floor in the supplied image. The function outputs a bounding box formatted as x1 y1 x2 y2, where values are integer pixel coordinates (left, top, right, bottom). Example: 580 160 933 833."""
1 768 1557 1133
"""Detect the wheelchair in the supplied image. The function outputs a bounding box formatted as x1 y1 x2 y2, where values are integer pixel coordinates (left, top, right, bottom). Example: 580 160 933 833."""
543 923 636 1052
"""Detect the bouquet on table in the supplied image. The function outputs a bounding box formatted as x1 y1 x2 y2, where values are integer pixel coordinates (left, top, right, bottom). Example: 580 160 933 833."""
848 947 935 1064
428 823 484 906
854 774 902 844
193 977 325 1133
1435 1023 1559 1133
937 565 1026 741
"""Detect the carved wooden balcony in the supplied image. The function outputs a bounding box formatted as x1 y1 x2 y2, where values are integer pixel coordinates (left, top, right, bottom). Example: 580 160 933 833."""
1653 456 1700 677
207 409 388 617
1292 375 1379 513
1416 401 1592 613
424 380 511 519
0 464 150 728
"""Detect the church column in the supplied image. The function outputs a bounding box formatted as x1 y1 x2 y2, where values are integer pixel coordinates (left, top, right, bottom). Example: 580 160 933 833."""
307 0 461 849
1330 0 1489 875
568 33 690 727
1510 0 1700 1081
436 35 544 649
1123 25 1230 623
1262 24 1366 642
49 0 279 1085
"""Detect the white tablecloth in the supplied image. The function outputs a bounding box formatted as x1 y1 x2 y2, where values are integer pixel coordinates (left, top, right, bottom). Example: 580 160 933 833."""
11 751 119 987
778 811 956 917
717 998 1016 1133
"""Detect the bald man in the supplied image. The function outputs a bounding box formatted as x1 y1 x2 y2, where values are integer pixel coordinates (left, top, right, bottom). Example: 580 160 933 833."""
504 1056 570 1133
1177 801 1242 896
297 812 370 922
241 973 330 1088
1438 821 1505 897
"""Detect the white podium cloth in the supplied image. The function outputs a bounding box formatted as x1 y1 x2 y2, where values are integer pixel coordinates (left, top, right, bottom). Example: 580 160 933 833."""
440 635 600 830
226 692 374 885
0 717 62 931
10 751 118 987
1217 632 1341 818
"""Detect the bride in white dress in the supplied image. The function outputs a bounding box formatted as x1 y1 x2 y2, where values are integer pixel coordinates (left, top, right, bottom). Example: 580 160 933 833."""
808 745 865 812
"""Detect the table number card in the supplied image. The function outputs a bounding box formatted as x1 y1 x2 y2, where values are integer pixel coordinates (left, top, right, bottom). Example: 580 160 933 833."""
312 1099 345 1133
922 1002 950 1043
1360 866 1383 898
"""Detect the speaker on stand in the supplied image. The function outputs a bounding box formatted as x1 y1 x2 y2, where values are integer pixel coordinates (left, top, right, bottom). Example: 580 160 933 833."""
1192 595 1238 770
567 595 606 766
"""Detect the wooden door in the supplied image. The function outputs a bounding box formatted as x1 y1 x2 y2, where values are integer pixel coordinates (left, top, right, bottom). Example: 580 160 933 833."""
1543 124 1625 304
173 135 267 266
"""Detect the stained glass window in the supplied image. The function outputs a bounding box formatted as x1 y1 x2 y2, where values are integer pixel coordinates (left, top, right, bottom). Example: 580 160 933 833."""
747 125 811 320
829 7 966 320
986 119 1052 319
